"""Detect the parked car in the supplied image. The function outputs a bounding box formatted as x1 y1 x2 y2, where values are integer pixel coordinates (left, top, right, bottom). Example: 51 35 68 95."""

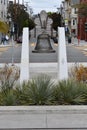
52 37 58 44
17 36 22 43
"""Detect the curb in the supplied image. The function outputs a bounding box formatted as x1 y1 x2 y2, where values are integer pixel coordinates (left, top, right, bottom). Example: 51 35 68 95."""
0 106 87 128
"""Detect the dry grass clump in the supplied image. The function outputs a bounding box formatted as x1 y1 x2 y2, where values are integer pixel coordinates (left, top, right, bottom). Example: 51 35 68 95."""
0 64 20 88
69 64 87 82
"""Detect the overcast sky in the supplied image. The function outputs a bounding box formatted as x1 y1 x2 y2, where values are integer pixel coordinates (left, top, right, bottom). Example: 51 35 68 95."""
10 0 63 14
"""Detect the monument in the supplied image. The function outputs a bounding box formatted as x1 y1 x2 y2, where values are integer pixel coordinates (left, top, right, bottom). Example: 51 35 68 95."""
20 27 29 83
32 10 55 53
58 27 68 80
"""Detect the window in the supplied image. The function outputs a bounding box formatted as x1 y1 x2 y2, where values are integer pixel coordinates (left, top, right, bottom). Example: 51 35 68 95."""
4 0 5 4
1 11 3 18
74 8 77 14
73 20 75 25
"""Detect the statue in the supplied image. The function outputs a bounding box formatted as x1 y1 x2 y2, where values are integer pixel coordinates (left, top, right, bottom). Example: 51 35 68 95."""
32 10 55 53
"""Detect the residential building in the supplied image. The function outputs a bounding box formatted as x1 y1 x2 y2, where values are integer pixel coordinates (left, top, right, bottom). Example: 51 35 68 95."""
78 0 87 41
70 0 80 37
0 0 8 22
0 0 9 43
62 0 71 34
62 0 80 37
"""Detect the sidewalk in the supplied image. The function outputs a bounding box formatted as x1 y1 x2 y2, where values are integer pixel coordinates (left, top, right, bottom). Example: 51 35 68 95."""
0 38 16 48
71 37 87 46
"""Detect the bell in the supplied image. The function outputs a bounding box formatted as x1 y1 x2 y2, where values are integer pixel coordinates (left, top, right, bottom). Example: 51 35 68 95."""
32 33 55 53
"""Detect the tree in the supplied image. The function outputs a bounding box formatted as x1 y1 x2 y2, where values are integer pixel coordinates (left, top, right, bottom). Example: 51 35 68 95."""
0 21 9 34
7 3 35 37
48 12 61 31
73 3 87 17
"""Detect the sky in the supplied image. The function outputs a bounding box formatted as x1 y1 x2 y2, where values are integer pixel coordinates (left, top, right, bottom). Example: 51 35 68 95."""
9 0 63 14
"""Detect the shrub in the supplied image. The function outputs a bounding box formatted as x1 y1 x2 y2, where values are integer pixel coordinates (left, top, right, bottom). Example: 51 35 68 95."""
14 82 31 105
1 90 16 106
53 80 87 105
69 64 87 82
0 64 20 105
75 65 87 82
0 64 20 90
27 74 55 105
0 69 87 106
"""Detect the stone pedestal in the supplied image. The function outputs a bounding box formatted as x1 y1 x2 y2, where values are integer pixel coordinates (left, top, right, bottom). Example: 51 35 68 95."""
20 28 29 83
58 27 68 80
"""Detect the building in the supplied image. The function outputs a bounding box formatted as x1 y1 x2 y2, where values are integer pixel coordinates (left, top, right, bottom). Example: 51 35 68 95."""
0 0 9 43
62 0 80 37
0 0 8 22
70 0 80 37
62 0 71 34
78 0 87 41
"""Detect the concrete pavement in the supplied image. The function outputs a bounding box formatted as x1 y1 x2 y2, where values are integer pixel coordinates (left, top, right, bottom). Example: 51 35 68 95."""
0 37 87 63
0 106 87 129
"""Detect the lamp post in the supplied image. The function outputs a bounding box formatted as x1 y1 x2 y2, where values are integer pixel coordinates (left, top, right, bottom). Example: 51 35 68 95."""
11 25 14 64
22 0 24 5
57 4 64 27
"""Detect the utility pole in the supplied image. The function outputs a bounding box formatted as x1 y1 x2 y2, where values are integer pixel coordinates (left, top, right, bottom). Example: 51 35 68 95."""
22 0 24 5
14 0 16 4
18 0 19 4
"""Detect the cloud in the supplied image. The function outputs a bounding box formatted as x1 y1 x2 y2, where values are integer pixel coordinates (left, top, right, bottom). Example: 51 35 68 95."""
29 0 62 14
9 0 62 14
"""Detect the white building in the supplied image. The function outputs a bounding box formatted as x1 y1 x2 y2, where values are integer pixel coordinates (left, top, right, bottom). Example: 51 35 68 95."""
0 0 8 22
62 0 72 34
62 0 80 36
70 0 80 36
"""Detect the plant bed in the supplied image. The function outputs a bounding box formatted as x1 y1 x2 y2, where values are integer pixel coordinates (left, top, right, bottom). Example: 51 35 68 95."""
0 65 87 105
0 65 87 128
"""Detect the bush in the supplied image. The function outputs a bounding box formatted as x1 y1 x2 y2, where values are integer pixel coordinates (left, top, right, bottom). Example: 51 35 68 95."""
0 64 20 105
27 74 55 105
0 64 20 90
1 90 16 106
69 64 87 82
14 82 31 105
0 69 87 105
75 65 87 82
53 80 87 105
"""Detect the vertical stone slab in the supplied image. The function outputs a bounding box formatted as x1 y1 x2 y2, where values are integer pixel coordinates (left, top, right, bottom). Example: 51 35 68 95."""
58 27 68 80
20 27 29 83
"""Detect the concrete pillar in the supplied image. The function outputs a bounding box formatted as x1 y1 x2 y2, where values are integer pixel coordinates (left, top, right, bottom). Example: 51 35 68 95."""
58 27 68 80
20 27 29 83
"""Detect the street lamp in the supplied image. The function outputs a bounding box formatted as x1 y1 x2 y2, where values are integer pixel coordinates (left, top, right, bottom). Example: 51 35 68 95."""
57 5 64 27
11 25 14 64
